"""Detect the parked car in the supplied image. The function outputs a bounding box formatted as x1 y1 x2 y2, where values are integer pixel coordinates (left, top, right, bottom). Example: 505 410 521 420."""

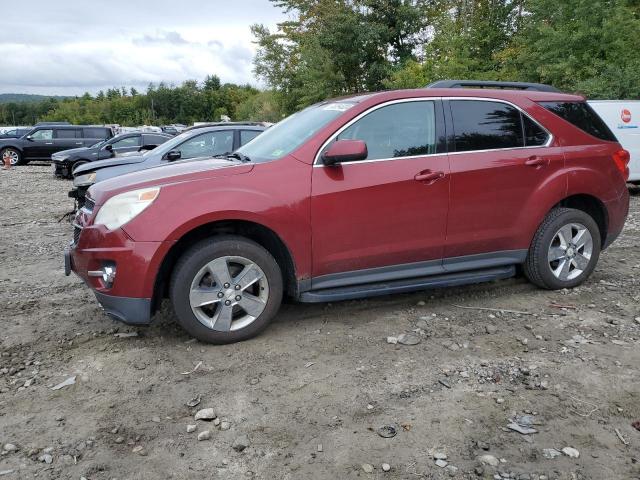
52 132 172 178
588 100 640 184
65 84 630 344
0 125 113 166
70 124 265 206
0 127 32 139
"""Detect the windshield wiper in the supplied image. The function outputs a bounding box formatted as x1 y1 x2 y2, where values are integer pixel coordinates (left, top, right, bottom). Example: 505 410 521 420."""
226 152 251 163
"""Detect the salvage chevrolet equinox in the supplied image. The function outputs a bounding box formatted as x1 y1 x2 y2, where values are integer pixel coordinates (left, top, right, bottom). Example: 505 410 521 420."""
65 87 630 344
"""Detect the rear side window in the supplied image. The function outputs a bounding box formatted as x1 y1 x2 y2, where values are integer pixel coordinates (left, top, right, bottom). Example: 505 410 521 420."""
522 115 549 146
336 101 437 161
240 130 261 146
55 129 81 139
540 102 617 142
83 127 110 139
450 100 523 152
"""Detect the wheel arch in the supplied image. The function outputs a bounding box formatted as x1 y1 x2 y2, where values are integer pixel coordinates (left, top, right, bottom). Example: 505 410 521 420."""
554 194 608 246
151 219 298 313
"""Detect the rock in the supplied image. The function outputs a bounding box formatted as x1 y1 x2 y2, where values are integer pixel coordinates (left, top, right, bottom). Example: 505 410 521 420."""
38 454 53 464
635 317 640 325
478 454 500 467
435 459 448 468
562 447 580 458
381 463 390 472
194 408 216 421
507 422 537 435
197 430 211 441
186 395 201 408
417 301 426 306
220 421 231 431
132 445 147 456
232 435 249 452
445 465 458 476
434 452 447 460
386 336 398 344
317 444 323 452
213 418 221 426
186 424 197 433
397 333 421 345
486 324 498 334
51 376 76 390
542 448 562 459
362 464 374 473
2 444 17 453
114 436 124 444
151 416 161 423
377 424 398 438
496 398 505 404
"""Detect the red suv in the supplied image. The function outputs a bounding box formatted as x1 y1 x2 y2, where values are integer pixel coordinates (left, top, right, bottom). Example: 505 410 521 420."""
65 85 630 344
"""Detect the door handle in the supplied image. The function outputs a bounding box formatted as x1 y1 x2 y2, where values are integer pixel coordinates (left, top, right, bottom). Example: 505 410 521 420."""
525 156 549 168
75 142 83 145
414 170 445 183
45 142 53 145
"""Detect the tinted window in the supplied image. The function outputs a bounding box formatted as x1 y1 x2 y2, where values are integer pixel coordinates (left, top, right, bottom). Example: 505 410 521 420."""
177 130 234 159
84 127 110 139
55 129 81 139
30 129 53 140
240 130 261 146
144 135 169 145
451 100 523 152
540 101 617 142
112 136 141 148
523 115 549 146
334 101 437 161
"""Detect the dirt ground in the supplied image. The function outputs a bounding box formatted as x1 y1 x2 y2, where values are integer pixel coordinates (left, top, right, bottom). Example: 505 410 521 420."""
0 165 639 480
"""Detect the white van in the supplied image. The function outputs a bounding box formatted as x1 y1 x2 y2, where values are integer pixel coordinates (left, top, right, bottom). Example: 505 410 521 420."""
589 101 640 183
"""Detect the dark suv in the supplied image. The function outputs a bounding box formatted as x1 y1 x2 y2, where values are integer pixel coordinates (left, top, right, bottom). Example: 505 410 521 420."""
52 132 172 178
66 85 629 344
0 125 113 165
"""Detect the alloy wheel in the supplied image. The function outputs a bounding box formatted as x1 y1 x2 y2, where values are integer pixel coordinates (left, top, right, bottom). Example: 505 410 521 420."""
547 223 593 281
2 149 19 165
188 255 269 331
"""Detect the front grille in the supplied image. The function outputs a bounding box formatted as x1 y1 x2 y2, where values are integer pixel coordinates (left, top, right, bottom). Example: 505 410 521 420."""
73 227 82 244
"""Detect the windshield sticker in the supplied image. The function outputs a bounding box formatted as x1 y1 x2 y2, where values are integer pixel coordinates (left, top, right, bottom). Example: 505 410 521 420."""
323 103 353 112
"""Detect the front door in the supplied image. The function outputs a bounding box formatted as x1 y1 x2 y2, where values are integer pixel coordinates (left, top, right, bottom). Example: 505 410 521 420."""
311 99 450 282
23 128 54 160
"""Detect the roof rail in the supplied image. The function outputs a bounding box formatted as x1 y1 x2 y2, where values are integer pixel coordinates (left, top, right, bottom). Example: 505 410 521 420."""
426 80 562 93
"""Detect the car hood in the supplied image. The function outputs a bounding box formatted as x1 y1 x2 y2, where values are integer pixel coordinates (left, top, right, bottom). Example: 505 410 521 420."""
53 146 92 157
74 154 146 175
88 157 252 205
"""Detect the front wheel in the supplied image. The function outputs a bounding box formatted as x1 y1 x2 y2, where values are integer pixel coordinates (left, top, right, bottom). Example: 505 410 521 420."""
1 148 23 166
170 236 283 344
524 207 601 290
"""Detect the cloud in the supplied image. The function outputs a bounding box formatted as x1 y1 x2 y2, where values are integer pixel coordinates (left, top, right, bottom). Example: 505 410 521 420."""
0 0 287 95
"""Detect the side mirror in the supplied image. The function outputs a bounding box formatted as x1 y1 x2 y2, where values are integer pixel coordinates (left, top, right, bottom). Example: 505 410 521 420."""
166 150 181 161
104 144 113 152
25 135 33 141
321 139 367 166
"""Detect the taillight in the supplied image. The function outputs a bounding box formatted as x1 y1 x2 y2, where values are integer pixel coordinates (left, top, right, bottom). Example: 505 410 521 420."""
612 149 630 181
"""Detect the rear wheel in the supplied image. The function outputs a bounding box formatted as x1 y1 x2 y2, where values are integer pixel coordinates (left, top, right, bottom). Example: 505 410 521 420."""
1 148 23 166
524 207 601 289
170 236 283 344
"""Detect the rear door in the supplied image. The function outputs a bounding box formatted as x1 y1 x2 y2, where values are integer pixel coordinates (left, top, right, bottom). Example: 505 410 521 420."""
23 128 54 160
443 99 565 263
54 128 83 155
311 99 450 280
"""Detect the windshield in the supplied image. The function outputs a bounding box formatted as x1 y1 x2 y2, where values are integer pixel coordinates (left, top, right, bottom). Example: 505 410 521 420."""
235 101 356 162
91 139 109 148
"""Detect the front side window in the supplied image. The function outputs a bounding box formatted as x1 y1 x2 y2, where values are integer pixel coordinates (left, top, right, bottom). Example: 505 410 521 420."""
177 131 234 159
332 101 437 161
450 100 523 152
30 129 53 140
540 101 617 142
112 136 141 149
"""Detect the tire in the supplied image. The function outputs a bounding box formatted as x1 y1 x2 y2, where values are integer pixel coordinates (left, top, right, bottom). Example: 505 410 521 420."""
170 236 283 344
1 147 23 166
524 207 601 290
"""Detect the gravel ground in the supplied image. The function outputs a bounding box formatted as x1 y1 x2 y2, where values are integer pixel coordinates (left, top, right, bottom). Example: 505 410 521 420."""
1 165 639 480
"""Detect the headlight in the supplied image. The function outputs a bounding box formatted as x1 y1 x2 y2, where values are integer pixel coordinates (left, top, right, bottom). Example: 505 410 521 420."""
94 187 160 230
73 172 96 187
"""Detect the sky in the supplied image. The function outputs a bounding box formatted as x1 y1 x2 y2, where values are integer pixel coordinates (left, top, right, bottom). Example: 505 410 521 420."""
1 0 287 96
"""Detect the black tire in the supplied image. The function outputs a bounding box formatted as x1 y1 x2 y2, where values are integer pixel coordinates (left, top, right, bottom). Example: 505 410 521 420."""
1 147 24 166
170 236 283 344
524 207 601 289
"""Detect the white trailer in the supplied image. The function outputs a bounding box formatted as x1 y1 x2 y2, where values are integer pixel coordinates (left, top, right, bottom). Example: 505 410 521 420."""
588 101 640 183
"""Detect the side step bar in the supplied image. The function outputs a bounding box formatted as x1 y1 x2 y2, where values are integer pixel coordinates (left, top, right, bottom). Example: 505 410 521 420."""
298 266 516 303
